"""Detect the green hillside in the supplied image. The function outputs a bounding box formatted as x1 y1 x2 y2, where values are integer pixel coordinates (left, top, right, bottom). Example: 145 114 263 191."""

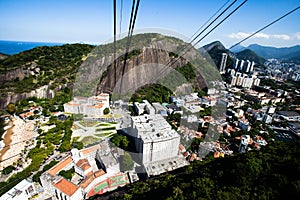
236 49 266 66
94 140 300 200
0 44 94 94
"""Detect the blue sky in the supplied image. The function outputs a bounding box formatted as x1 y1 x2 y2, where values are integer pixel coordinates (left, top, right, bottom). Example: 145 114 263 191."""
0 0 299 48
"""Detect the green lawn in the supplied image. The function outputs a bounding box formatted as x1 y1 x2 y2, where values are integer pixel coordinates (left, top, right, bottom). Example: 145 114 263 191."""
80 136 100 145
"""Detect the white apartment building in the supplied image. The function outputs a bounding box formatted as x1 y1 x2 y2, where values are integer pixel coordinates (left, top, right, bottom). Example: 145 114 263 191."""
64 93 110 117
130 114 180 164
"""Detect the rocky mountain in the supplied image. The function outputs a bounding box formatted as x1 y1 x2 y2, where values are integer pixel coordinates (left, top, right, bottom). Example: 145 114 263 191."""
202 41 235 69
203 41 267 67
0 33 218 109
0 43 94 108
75 33 217 99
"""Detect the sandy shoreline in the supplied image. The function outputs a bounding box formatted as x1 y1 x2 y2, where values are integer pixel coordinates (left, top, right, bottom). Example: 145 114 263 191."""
0 117 36 170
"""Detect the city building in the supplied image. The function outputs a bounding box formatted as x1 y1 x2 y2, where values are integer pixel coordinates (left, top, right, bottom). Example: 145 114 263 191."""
242 77 254 88
245 60 251 73
238 135 251 153
262 114 272 124
277 111 300 122
233 58 239 70
130 114 180 163
40 140 129 200
64 93 110 117
152 102 168 116
292 73 300 81
219 53 228 74
238 119 251 131
288 122 300 137
230 76 237 86
165 104 183 115
133 100 155 115
253 78 260 86
129 114 188 176
239 60 245 71
250 61 255 73
267 106 276 114
0 179 36 200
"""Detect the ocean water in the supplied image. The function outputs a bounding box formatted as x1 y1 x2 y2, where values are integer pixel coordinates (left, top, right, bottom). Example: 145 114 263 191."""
0 40 64 55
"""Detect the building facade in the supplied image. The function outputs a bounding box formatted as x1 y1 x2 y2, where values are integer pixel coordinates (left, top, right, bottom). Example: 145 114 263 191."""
130 114 180 164
64 93 109 117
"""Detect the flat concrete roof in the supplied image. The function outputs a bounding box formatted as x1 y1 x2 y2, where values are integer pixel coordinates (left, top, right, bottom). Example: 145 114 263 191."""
132 114 179 142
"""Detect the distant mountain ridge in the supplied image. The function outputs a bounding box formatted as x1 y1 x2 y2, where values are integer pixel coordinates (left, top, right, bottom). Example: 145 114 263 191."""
202 41 265 67
202 41 235 69
232 43 300 63
235 49 266 66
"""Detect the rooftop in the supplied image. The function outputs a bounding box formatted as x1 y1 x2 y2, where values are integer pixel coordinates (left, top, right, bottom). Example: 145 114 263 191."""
278 111 300 117
80 144 101 155
144 157 189 176
76 159 91 171
53 178 79 197
132 114 179 142
48 156 72 176
79 170 106 189
289 122 300 129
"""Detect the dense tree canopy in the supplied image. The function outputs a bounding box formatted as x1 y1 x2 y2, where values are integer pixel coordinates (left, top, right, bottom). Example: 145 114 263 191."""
93 140 300 200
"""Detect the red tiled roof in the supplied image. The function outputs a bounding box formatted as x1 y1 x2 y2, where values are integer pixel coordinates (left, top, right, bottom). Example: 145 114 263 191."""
94 170 105 178
48 156 72 176
79 170 106 189
179 144 185 151
80 175 94 189
80 145 100 155
76 159 91 171
53 178 79 197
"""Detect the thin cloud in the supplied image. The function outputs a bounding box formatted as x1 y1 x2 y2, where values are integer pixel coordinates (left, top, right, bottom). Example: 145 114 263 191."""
229 32 290 40
273 34 290 40
295 33 300 40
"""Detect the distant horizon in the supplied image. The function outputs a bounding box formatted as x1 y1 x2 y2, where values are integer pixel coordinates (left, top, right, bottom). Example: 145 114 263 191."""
1 1 299 48
1 37 299 51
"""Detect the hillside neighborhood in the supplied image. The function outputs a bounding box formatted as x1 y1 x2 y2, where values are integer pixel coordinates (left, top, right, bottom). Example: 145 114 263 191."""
1 43 299 200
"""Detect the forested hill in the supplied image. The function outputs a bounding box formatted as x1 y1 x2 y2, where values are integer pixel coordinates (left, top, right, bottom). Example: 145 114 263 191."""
236 49 266 66
92 140 300 200
0 33 216 109
0 44 94 94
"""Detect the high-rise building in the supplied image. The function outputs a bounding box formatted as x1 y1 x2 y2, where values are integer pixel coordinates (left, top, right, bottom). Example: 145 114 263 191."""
233 58 239 69
227 69 236 76
253 78 260 86
236 73 244 86
219 53 228 74
250 61 255 73
242 77 253 88
245 60 251 73
230 76 237 86
239 60 245 71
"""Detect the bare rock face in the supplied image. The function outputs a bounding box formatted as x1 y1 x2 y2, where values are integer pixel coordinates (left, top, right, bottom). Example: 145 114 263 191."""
0 53 8 60
96 47 189 95
0 62 39 83
0 83 67 109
